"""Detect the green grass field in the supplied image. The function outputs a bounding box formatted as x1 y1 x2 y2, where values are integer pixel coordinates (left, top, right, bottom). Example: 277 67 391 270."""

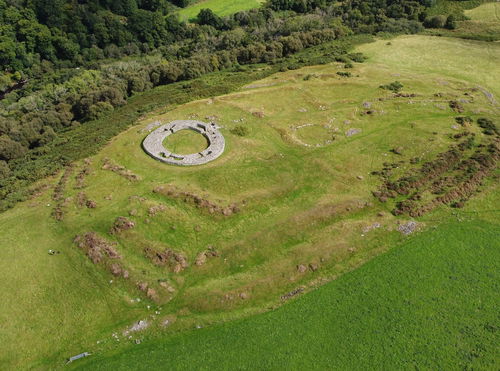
426 1 500 41
163 129 209 155
0 35 498 369
427 0 490 17
465 2 500 21
178 0 265 21
75 219 500 370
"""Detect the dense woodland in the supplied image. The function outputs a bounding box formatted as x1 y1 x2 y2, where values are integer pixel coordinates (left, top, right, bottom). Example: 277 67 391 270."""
0 0 447 208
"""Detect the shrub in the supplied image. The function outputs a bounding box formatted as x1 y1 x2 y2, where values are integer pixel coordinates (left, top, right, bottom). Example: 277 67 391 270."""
445 15 457 30
230 125 249 137
348 53 366 63
455 116 473 126
424 15 447 29
0 160 10 179
380 81 403 93
477 118 498 135
336 71 351 77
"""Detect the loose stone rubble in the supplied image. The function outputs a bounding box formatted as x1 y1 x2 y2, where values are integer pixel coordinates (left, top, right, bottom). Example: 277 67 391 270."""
142 120 225 166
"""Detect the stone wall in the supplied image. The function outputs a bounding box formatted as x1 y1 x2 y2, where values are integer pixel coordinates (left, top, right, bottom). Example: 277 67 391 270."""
142 120 225 166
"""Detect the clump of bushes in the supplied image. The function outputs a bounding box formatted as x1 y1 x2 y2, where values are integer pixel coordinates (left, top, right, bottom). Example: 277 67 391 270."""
477 118 498 135
230 125 249 137
424 15 456 30
455 116 473 126
348 53 366 63
424 15 447 29
379 81 403 93
337 71 351 77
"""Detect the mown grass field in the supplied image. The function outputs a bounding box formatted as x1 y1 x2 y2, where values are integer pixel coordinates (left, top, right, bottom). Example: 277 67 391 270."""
0 35 498 369
178 0 265 21
75 219 500 370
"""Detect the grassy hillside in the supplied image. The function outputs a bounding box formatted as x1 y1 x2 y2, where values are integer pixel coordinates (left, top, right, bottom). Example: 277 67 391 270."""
426 1 500 41
427 0 490 17
465 2 500 21
178 0 265 21
75 218 500 370
0 35 498 369
464 3 500 22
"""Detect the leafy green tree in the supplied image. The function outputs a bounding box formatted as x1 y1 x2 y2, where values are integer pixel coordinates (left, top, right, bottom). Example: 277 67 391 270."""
0 135 27 161
445 15 456 30
197 9 224 29
0 160 10 179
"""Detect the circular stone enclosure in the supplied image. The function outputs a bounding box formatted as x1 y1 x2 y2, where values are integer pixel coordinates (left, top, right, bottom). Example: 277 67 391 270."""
142 120 225 166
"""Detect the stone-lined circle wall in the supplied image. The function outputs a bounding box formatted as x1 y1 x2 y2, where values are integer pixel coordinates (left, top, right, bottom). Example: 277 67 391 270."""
142 120 225 166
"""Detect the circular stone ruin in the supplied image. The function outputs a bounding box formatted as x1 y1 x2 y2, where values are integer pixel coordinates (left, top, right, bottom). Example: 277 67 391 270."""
142 120 225 166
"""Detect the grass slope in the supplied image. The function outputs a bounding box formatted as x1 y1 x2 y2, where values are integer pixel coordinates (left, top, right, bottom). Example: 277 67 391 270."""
357 35 500 97
0 35 498 369
76 219 500 370
465 2 500 21
178 0 265 21
426 1 500 41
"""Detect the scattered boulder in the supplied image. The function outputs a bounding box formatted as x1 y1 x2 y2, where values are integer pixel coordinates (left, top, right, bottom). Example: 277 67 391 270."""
398 221 418 235
346 128 361 137
148 204 167 217
154 185 241 217
74 232 121 264
195 252 207 266
146 288 158 300
252 111 265 118
110 217 135 234
144 247 188 273
362 222 381 233
281 287 305 301
76 192 87 207
137 282 148 292
309 263 319 272
297 264 307 273
86 200 97 209
109 263 123 277
123 320 149 336
239 292 249 300
159 281 175 292
102 158 140 182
